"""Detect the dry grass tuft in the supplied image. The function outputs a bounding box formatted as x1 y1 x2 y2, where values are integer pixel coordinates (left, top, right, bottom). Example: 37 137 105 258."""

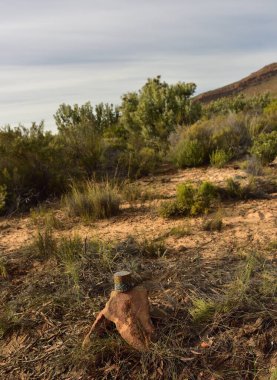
63 180 120 220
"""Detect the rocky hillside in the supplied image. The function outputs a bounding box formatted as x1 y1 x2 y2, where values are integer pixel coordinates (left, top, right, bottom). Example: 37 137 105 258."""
195 63 277 103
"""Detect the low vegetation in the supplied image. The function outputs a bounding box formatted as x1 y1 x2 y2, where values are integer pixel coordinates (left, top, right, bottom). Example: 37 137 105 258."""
1 232 276 379
63 181 120 220
160 176 276 219
202 212 223 231
0 76 276 379
0 83 276 216
159 181 218 218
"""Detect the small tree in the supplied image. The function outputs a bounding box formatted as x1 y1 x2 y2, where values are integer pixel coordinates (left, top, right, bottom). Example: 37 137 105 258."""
120 76 198 151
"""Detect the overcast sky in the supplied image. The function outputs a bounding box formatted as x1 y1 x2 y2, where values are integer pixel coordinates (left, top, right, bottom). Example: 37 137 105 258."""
0 0 276 131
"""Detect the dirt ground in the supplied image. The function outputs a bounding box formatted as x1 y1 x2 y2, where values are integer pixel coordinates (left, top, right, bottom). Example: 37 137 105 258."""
0 165 276 380
1 166 276 258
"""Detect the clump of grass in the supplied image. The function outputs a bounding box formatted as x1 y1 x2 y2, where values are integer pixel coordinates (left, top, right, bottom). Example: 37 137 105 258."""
0 184 7 213
30 206 63 229
189 297 217 324
225 178 244 198
56 236 84 291
63 181 120 220
168 225 192 238
33 227 57 259
270 367 277 380
159 181 218 218
210 149 231 168
189 252 263 324
267 240 277 251
259 271 277 297
241 156 264 176
120 180 155 207
0 308 20 338
138 238 167 258
202 212 223 232
0 259 8 278
95 240 117 270
115 235 167 259
220 177 267 200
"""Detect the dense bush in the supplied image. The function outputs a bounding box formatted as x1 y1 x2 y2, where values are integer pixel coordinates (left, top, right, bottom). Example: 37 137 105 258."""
203 93 271 118
250 131 277 164
173 139 207 167
172 112 251 168
210 149 231 168
0 123 68 214
120 76 199 150
159 181 218 217
0 79 276 215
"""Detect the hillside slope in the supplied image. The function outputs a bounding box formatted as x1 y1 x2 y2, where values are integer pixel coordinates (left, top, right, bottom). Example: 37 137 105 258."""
195 63 277 103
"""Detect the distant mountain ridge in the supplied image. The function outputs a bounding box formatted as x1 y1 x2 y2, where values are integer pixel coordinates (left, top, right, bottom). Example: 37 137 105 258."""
195 63 277 103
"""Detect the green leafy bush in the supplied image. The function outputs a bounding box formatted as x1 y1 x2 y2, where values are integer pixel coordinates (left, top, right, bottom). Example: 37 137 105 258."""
172 112 251 168
120 76 198 148
173 139 207 168
0 123 68 214
159 200 179 218
203 93 271 118
250 131 277 164
221 177 274 200
159 181 218 218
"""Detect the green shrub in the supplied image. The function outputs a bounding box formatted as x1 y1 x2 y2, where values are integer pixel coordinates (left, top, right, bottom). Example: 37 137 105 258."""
210 149 231 168
270 368 277 380
263 98 277 116
209 113 251 157
250 131 277 164
176 182 196 213
63 181 120 220
159 181 218 218
0 123 68 214
138 238 167 258
203 93 271 118
189 297 216 324
221 177 271 200
225 178 244 199
159 200 179 218
192 181 218 215
167 225 192 237
172 112 251 169
173 139 207 168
